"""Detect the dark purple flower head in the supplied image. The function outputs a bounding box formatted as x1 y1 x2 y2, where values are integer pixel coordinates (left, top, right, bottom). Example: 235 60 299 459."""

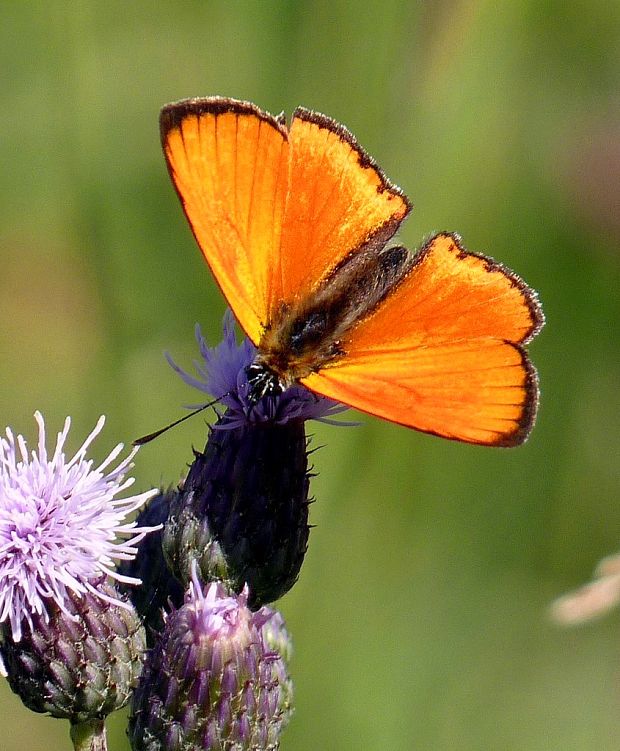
166 309 347 428
163 414 312 608
0 412 159 644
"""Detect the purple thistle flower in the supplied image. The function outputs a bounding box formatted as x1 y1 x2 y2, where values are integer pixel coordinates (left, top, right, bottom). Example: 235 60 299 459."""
166 309 347 428
1 577 147 723
162 311 348 607
128 567 293 751
0 411 159 645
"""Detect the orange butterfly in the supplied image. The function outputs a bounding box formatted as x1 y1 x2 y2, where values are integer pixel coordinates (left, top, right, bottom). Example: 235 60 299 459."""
160 97 544 447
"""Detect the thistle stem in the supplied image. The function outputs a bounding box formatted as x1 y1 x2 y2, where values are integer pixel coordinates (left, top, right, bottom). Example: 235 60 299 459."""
70 719 108 751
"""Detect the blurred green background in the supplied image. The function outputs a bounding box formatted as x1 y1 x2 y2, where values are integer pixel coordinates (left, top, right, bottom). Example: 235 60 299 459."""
1 2 619 749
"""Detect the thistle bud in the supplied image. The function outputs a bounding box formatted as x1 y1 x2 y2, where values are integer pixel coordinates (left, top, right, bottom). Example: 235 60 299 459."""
128 576 293 751
164 416 311 608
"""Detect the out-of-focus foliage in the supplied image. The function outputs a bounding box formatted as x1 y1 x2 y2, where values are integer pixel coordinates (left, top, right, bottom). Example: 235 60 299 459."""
1 2 618 749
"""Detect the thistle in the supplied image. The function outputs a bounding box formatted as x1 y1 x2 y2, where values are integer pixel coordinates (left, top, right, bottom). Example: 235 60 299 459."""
128 569 294 751
163 311 345 607
0 412 159 749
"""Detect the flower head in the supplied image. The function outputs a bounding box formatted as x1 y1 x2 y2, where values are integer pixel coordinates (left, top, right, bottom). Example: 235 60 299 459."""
0 411 158 643
129 567 293 751
163 414 312 608
166 309 346 428
2 578 146 722
163 311 341 607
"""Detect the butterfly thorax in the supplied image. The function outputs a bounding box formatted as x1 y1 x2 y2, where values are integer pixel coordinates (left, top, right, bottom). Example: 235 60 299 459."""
245 242 413 405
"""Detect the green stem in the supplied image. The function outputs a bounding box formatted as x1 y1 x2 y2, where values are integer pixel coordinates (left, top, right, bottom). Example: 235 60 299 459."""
70 719 108 751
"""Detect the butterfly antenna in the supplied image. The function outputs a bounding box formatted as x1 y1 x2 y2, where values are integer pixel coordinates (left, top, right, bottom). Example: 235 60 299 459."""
133 394 228 446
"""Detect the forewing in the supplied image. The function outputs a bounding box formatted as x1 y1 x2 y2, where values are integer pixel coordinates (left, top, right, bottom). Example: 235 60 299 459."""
277 108 411 311
160 97 289 344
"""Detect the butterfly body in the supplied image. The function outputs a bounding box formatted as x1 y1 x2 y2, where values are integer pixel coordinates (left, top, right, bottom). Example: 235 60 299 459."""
160 96 544 446
254 241 413 387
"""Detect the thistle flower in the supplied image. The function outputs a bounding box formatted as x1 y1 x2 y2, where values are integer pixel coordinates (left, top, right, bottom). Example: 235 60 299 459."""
0 412 159 732
128 569 293 751
166 309 345 428
164 312 346 607
0 411 158 644
164 417 312 608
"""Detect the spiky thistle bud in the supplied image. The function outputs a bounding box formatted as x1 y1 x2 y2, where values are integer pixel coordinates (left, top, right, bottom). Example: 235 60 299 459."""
128 572 294 751
163 311 345 607
164 417 311 608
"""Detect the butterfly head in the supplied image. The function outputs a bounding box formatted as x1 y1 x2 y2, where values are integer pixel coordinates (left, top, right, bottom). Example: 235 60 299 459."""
245 361 285 407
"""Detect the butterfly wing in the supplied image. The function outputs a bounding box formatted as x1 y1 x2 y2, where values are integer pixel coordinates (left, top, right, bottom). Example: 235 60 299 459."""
302 233 544 446
160 97 289 345
277 108 411 308
160 100 410 338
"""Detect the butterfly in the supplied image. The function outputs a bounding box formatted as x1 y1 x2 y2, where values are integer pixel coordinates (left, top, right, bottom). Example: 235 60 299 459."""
159 96 544 447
